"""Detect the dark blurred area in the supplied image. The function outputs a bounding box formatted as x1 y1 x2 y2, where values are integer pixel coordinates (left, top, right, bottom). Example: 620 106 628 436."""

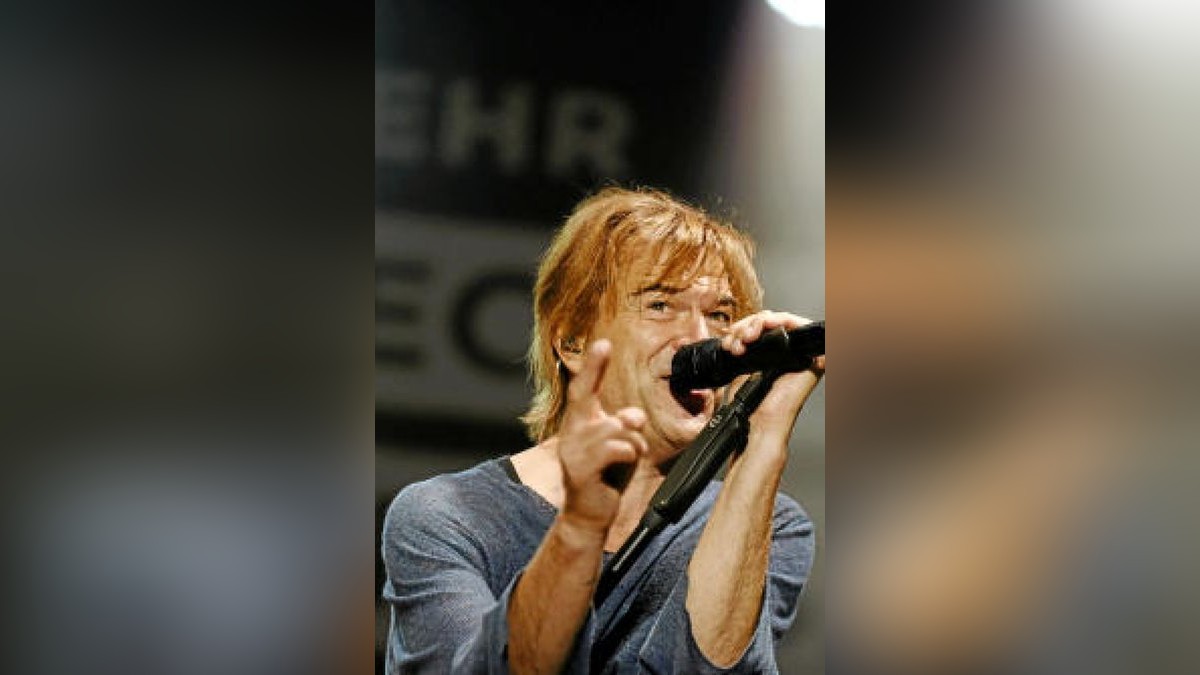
375 0 825 671
829 1 1200 674
0 1 375 674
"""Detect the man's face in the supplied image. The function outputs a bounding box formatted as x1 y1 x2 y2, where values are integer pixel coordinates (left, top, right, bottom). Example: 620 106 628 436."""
586 262 736 459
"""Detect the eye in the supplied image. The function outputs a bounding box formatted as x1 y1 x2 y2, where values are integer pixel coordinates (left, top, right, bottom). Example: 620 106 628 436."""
646 300 670 313
707 310 733 325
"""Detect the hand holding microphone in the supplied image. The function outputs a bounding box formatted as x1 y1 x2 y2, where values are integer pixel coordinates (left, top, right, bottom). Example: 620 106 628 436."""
671 319 824 392
598 313 823 601
675 312 824 456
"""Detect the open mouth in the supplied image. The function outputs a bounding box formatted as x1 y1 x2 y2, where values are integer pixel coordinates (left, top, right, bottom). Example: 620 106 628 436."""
667 378 710 416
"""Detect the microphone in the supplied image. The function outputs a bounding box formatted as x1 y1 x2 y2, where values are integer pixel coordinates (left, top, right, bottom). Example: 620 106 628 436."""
670 321 824 392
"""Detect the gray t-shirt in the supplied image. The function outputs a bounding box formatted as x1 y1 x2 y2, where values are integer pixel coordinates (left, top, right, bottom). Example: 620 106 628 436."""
381 457 813 673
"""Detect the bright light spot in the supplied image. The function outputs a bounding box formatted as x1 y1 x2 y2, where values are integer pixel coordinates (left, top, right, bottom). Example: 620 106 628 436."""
765 0 825 29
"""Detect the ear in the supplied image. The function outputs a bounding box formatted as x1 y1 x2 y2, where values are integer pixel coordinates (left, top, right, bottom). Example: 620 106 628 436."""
555 334 586 376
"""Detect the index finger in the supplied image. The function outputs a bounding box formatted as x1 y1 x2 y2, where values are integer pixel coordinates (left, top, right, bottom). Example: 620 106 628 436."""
567 339 611 408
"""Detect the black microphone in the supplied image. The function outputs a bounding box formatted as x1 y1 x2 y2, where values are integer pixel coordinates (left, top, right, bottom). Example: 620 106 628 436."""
670 322 824 392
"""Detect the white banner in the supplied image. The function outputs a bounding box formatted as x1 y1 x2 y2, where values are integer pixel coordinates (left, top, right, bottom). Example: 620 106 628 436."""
376 211 549 422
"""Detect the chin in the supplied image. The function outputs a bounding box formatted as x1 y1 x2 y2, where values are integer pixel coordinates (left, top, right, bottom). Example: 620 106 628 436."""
661 409 713 448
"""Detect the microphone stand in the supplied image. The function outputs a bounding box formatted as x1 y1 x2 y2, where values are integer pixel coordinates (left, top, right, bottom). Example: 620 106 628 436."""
593 369 784 606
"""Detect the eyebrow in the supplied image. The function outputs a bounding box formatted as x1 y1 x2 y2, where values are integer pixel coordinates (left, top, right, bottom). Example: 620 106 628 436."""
633 283 737 307
634 282 684 295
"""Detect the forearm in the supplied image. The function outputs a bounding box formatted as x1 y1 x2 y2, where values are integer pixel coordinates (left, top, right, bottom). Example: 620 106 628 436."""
507 514 605 674
686 431 788 666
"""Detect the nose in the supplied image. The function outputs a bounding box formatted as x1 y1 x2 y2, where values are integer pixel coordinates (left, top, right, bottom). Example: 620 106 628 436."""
667 312 713 366
679 309 712 344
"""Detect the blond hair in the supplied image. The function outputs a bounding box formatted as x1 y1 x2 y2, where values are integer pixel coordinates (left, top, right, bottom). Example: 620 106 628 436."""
521 187 762 441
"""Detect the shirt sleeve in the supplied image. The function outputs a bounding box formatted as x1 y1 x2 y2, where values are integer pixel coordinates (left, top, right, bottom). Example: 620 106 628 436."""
380 480 597 674
636 496 815 674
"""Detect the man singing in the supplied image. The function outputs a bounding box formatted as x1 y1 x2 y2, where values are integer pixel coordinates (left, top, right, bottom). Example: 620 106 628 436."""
381 187 824 673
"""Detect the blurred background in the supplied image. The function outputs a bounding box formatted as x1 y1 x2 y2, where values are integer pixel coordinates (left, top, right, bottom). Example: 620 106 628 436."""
0 2 375 674
829 1 1200 674
374 0 825 671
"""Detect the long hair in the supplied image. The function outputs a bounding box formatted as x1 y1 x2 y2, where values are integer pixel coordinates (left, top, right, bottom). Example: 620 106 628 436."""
521 187 762 441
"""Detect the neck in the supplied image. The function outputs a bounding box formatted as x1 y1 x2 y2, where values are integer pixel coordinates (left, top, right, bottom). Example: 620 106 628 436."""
604 458 668 552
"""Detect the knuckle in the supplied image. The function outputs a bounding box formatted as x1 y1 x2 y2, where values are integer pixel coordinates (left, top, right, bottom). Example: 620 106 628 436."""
619 428 646 450
627 433 648 454
622 415 645 431
608 442 635 462
605 438 632 452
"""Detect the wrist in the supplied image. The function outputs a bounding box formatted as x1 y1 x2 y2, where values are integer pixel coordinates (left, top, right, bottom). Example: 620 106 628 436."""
553 513 608 552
